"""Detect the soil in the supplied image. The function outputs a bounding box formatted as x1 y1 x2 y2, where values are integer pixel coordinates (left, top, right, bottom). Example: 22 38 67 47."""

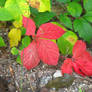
0 57 92 92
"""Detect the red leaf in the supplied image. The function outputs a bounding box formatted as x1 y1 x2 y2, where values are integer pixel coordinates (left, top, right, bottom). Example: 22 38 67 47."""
61 40 92 77
72 62 85 76
36 39 59 65
74 59 92 76
76 51 92 62
22 16 36 36
36 23 65 39
61 58 73 75
21 41 40 70
74 51 92 76
72 40 86 58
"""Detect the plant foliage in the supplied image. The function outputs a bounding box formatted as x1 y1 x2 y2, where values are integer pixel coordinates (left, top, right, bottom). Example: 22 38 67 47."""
61 40 92 76
0 36 6 47
21 16 65 70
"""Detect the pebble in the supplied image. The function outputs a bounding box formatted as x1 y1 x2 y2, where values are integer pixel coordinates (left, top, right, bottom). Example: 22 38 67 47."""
53 70 62 78
0 61 92 92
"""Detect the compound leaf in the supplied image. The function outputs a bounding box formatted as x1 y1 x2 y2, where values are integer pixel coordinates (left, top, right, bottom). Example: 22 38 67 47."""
73 18 92 43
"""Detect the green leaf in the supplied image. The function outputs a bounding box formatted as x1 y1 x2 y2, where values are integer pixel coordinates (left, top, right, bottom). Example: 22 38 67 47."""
83 11 92 23
59 14 72 29
83 0 92 11
19 44 25 50
34 11 56 26
22 36 31 48
79 88 82 92
19 36 31 50
11 47 19 55
30 6 39 16
0 0 6 7
21 27 26 35
72 0 80 2
16 55 22 64
57 31 78 55
56 0 71 4
73 18 92 43
67 2 82 17
0 36 6 47
5 0 30 20
0 8 13 21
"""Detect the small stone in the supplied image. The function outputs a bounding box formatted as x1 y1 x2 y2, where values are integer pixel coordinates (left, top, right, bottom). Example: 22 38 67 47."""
53 70 62 78
4 33 7 35
89 84 92 88
83 80 88 84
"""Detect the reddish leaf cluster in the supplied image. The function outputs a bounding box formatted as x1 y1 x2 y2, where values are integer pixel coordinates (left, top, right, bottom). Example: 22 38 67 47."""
21 16 65 70
61 40 92 76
